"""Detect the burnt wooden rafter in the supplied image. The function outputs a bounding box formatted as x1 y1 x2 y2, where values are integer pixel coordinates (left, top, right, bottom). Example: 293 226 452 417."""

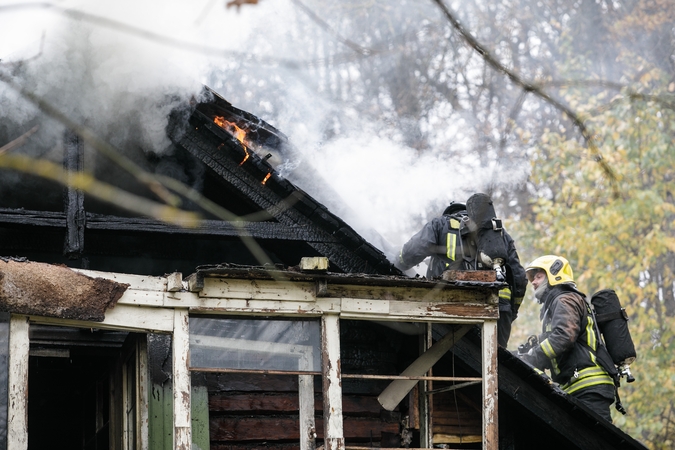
63 129 85 258
175 112 393 275
0 208 331 242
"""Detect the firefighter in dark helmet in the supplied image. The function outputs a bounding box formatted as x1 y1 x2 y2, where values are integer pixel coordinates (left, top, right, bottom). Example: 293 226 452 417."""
396 194 527 348
521 255 615 421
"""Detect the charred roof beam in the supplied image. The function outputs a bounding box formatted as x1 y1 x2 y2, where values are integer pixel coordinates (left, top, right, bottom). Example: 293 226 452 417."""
0 208 331 242
175 111 395 274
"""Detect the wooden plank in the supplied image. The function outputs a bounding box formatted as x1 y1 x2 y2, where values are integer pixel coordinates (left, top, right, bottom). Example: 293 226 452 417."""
419 326 432 448
8 315 29 450
148 381 172 450
138 336 150 450
187 300 324 316
299 374 317 450
203 372 304 392
433 433 482 444
209 393 298 412
211 444 300 450
442 270 496 282
200 277 316 301
342 416 402 438
341 395 386 416
432 415 482 427
377 325 472 411
117 290 170 307
173 309 191 449
433 409 482 420
482 320 498 450
26 303 174 333
327 284 492 304
73 268 168 291
208 393 382 416
322 314 344 450
409 384 420 430
192 385 211 450
166 272 183 292
211 445 300 450
340 298 389 315
84 214 315 241
209 417 399 441
0 207 323 242
341 301 497 321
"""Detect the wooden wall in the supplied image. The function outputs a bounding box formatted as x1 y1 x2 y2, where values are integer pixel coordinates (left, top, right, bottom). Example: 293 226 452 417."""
201 373 400 450
196 321 482 449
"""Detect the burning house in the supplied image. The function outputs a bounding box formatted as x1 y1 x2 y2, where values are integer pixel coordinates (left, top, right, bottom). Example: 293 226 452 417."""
0 88 646 450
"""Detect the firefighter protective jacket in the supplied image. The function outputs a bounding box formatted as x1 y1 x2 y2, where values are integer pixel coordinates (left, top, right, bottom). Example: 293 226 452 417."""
397 211 527 317
529 284 615 394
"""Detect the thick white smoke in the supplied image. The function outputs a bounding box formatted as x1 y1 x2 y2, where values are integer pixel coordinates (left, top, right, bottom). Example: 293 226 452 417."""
0 0 529 271
0 0 265 156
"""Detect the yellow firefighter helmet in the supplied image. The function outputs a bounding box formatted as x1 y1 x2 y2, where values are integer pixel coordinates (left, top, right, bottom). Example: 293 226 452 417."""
526 255 574 286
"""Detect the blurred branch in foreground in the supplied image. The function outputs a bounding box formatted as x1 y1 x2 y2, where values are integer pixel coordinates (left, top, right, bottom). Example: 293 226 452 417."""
0 153 201 227
0 125 39 154
0 70 286 271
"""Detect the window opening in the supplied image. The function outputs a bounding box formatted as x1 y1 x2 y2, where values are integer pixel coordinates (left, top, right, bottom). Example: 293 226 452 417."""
190 316 321 374
189 316 321 450
339 320 483 449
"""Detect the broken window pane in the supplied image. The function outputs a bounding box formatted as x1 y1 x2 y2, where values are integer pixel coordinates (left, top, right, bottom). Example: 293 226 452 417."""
189 317 321 372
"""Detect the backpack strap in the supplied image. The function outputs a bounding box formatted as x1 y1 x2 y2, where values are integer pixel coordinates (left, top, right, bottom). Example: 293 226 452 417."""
584 296 627 415
595 308 628 323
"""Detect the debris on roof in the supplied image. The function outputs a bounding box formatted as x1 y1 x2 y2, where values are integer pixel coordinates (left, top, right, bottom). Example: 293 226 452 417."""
0 257 128 321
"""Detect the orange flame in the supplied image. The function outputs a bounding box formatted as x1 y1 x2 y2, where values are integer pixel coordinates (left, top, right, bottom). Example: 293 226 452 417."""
240 148 250 166
261 173 271 185
214 116 247 144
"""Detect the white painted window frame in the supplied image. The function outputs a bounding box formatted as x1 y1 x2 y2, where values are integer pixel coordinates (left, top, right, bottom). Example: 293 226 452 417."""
6 270 499 450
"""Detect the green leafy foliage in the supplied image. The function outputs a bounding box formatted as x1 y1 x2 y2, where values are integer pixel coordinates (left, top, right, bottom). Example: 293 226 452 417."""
512 69 675 450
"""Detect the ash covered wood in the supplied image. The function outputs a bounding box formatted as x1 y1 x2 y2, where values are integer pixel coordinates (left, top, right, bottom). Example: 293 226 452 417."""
442 269 497 282
0 257 128 321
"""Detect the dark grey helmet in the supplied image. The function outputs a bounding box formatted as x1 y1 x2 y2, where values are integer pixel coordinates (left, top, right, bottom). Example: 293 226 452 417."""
443 202 466 216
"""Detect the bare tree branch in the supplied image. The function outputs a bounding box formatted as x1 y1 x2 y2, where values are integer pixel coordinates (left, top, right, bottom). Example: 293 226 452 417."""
0 125 39 154
290 0 377 56
431 0 619 194
0 2 376 70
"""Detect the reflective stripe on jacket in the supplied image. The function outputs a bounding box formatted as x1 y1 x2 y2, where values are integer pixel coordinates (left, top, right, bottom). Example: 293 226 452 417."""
531 284 614 389
398 211 527 315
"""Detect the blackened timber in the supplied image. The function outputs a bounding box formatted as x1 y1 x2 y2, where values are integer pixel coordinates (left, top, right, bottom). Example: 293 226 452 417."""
0 208 66 228
63 130 86 259
176 117 391 274
209 417 399 442
196 88 288 153
85 214 333 242
0 208 333 242
208 393 383 416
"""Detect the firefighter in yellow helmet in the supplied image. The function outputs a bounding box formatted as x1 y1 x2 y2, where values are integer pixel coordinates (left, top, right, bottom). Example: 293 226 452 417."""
521 255 616 422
